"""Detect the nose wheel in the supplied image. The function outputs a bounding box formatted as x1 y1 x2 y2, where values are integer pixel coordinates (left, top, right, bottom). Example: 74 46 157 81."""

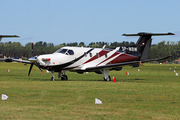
51 71 55 81
51 76 55 81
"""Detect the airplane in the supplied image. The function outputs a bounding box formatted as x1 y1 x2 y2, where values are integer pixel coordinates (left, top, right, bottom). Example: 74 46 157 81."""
0 35 19 42
5 32 174 81
0 35 19 59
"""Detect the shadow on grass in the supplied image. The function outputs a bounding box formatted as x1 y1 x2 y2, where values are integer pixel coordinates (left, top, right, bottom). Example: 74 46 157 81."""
15 76 107 82
118 78 157 83
18 77 152 83
12 75 151 83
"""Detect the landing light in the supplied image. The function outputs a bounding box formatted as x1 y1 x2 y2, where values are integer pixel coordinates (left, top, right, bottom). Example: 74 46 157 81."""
42 58 51 61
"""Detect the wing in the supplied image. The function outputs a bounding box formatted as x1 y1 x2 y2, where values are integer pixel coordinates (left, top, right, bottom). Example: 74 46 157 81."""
5 58 31 64
85 56 171 71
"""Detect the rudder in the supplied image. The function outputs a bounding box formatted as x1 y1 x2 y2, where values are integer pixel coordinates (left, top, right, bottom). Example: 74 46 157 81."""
122 32 174 60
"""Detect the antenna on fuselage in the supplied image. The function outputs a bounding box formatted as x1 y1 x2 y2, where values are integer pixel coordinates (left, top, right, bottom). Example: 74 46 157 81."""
102 45 106 49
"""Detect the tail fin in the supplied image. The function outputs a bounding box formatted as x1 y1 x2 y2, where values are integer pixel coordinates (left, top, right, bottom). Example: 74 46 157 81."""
0 35 19 42
122 32 174 60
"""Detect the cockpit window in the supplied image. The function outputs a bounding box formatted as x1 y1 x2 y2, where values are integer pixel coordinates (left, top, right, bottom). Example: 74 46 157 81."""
54 49 68 54
59 49 68 53
54 49 74 55
68 50 74 55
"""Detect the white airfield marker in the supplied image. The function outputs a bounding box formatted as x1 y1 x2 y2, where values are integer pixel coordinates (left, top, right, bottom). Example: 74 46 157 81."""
95 98 103 104
176 73 178 76
2 94 8 100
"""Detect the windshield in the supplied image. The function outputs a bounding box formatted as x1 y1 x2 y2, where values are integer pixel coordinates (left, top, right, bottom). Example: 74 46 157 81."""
54 49 68 54
54 49 74 55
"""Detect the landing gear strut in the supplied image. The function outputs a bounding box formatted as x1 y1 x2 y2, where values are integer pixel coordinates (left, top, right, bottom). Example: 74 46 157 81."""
50 70 68 81
51 71 55 81
102 69 111 81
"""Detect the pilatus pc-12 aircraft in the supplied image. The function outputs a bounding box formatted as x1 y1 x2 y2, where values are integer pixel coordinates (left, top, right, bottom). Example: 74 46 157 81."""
6 32 174 81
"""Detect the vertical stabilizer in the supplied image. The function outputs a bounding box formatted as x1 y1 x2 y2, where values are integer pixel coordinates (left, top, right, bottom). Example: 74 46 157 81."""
122 32 174 60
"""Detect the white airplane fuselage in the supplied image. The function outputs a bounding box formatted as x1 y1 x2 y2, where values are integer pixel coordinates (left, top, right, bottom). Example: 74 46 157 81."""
37 46 139 72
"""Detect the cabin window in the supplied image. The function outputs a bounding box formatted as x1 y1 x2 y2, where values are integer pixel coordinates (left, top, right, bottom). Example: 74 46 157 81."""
96 53 99 58
89 53 92 57
105 53 107 58
84 52 87 57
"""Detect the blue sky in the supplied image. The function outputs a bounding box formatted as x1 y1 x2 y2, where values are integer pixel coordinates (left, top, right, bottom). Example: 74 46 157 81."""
0 0 180 46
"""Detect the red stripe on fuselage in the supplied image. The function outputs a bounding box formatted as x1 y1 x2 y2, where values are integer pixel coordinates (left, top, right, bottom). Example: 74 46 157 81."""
106 54 139 64
96 52 119 66
83 50 110 64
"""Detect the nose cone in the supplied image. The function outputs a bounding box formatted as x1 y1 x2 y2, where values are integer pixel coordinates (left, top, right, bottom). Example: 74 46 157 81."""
37 54 52 66
28 56 37 63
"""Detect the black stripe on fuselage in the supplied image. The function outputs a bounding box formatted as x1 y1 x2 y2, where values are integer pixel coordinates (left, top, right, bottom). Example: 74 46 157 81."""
42 48 94 71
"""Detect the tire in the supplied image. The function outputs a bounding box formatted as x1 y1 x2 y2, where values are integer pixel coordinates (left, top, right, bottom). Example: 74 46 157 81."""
103 75 111 81
51 76 55 81
61 75 68 80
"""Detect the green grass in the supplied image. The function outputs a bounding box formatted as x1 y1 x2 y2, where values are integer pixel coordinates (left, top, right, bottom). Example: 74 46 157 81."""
0 62 180 119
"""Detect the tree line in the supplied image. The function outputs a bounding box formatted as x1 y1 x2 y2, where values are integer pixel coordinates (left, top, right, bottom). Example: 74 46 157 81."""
0 40 180 62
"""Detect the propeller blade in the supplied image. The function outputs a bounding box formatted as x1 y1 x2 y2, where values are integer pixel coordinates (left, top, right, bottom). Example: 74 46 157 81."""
31 42 34 57
28 63 34 76
35 62 44 73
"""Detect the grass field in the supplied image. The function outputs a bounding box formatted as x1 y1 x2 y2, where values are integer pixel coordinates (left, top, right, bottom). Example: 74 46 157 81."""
0 62 180 120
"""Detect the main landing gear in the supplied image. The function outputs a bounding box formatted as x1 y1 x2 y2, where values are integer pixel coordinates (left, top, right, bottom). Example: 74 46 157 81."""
102 69 111 81
50 71 68 81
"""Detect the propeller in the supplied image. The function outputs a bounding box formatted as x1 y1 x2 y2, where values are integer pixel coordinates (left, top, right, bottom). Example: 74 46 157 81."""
28 42 44 76
31 42 34 57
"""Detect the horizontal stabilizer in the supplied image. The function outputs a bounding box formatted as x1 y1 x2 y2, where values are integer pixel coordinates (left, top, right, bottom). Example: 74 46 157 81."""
0 35 19 37
122 32 174 36
0 35 19 42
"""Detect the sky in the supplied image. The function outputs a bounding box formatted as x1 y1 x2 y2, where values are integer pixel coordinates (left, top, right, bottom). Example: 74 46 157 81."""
0 0 180 46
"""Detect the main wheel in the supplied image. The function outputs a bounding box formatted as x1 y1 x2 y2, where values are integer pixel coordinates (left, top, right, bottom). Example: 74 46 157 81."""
103 75 111 81
61 75 68 80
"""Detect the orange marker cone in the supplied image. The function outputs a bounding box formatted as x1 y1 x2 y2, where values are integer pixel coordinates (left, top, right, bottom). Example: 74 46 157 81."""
113 76 116 82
